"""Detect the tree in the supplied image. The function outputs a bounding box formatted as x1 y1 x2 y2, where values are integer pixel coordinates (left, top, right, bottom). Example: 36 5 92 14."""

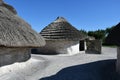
79 29 87 36
79 25 115 44
87 31 94 37
88 29 106 40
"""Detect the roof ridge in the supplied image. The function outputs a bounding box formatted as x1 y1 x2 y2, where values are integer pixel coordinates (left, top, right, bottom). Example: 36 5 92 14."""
53 16 68 22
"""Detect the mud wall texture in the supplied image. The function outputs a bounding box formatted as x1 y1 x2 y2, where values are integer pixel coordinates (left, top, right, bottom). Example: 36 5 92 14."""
0 48 31 67
85 40 102 54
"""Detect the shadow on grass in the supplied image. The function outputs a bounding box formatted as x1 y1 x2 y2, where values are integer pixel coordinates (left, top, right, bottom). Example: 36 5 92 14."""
40 59 118 80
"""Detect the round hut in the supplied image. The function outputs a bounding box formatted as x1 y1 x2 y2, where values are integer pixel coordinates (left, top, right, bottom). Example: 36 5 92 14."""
36 17 85 55
0 1 45 66
105 22 120 75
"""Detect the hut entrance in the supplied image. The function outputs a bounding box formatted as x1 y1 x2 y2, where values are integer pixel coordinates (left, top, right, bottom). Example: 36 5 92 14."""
79 40 85 51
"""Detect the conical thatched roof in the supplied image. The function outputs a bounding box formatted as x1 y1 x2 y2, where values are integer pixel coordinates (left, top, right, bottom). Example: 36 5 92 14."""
0 1 45 48
40 17 85 41
105 23 120 46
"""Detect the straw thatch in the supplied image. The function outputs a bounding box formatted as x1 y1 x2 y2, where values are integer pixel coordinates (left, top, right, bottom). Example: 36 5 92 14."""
40 17 84 41
0 0 17 14
105 23 120 46
0 2 45 48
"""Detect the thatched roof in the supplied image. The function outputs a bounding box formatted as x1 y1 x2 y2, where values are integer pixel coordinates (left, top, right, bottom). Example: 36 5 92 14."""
0 1 46 48
0 0 17 14
105 23 120 46
40 17 85 41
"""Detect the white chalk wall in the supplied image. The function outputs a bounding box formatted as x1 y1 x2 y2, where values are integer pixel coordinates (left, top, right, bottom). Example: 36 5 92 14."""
58 43 79 55
37 40 80 55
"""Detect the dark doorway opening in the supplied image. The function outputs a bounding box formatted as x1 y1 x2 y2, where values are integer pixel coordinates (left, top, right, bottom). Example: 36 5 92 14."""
80 40 85 51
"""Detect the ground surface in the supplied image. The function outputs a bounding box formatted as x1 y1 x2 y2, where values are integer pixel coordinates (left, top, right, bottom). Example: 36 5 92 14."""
0 47 117 80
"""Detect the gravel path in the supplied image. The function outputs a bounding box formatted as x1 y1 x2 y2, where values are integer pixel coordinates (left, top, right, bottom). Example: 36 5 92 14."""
0 47 117 80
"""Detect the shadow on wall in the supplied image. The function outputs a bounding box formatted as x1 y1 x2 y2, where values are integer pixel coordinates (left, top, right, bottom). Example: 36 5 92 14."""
31 48 59 55
40 59 118 80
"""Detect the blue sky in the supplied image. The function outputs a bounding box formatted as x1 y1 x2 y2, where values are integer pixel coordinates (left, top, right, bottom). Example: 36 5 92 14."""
4 0 120 32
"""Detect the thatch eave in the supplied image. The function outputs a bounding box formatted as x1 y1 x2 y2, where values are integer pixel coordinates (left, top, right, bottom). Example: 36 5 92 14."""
0 2 46 47
105 23 120 46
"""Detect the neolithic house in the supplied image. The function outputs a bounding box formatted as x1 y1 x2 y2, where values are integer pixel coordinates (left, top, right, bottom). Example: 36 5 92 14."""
105 23 120 75
34 17 85 55
0 1 45 66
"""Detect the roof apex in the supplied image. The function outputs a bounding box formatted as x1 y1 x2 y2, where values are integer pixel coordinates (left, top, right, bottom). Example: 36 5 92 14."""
40 17 85 40
54 16 67 22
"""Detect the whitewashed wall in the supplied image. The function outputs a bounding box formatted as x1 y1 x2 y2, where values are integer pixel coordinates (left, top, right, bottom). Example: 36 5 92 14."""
37 40 80 55
57 43 80 55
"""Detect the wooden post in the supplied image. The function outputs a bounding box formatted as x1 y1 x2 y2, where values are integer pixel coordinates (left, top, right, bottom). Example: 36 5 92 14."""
117 47 120 75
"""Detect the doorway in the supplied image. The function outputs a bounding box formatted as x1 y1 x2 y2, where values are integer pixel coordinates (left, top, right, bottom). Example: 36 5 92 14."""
79 40 85 51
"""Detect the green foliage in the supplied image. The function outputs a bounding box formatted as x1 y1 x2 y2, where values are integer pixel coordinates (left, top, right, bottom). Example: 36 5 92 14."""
79 26 114 45
79 29 87 36
88 29 106 40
